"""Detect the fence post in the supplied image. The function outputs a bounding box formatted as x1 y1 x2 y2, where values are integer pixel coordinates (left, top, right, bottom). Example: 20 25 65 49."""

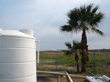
74 53 75 71
93 50 96 75
105 50 108 76
55 51 58 71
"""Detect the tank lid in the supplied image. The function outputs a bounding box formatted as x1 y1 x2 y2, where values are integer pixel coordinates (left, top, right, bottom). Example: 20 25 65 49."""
19 29 33 36
0 29 35 39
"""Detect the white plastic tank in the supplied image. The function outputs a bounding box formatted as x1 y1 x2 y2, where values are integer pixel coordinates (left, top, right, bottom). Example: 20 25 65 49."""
0 28 39 82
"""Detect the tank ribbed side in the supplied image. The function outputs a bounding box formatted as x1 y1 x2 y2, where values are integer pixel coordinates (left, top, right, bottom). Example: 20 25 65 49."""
0 37 36 82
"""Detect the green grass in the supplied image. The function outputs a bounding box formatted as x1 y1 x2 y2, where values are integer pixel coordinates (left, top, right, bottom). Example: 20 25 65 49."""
37 66 93 75
37 53 110 75
38 55 56 60
85 69 94 74
38 54 110 67
37 66 75 74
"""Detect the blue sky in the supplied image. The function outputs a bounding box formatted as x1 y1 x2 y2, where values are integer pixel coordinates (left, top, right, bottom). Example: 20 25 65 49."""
0 0 110 51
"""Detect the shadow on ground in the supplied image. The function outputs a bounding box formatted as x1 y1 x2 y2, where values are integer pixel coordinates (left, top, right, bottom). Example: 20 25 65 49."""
37 77 51 82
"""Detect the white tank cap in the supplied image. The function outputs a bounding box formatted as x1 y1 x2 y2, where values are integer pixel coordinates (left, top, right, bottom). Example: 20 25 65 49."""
0 28 3 31
19 29 33 36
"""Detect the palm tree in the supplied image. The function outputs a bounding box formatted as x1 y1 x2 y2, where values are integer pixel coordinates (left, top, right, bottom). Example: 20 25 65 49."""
65 40 82 72
61 4 105 72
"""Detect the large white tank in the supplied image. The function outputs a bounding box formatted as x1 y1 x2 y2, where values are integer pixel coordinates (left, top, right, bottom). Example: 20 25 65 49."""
0 28 38 82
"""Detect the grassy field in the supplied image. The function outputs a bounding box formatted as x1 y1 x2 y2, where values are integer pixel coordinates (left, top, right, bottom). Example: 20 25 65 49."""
37 51 110 76
38 53 110 66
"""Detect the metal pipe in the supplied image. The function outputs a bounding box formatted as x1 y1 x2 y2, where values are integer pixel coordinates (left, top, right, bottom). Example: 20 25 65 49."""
96 79 103 82
86 76 94 82
91 77 98 82
37 76 58 77
37 71 64 74
65 72 73 82
89 71 95 76
36 40 40 63
86 75 110 82
58 76 60 82
37 71 86 78
102 75 110 82
86 76 98 82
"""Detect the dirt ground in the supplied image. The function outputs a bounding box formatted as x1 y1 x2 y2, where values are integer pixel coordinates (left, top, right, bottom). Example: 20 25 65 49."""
37 74 68 82
37 64 93 73
38 64 74 70
37 64 91 82
37 72 86 82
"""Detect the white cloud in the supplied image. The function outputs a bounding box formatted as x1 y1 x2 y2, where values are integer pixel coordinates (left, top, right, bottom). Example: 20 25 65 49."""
1 0 110 50
34 26 59 38
88 37 110 49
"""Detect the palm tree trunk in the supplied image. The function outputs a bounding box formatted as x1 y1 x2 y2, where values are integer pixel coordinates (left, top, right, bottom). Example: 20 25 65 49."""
76 61 79 72
81 28 87 50
75 52 79 72
81 28 88 72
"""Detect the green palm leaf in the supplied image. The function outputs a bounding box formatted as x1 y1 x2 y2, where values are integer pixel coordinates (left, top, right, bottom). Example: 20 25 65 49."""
92 28 105 36
60 3 104 35
65 42 72 49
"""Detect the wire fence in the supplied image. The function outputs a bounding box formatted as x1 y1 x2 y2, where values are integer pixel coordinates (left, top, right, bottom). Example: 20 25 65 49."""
91 50 110 77
55 49 76 71
37 49 110 77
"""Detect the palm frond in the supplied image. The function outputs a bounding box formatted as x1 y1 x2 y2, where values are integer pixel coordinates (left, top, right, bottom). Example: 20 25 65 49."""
85 26 90 33
79 5 87 21
90 12 104 27
91 28 105 36
60 25 72 32
92 5 99 14
67 8 80 27
68 20 78 27
86 4 93 14
60 3 105 41
72 40 82 50
65 42 72 49
68 8 79 20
